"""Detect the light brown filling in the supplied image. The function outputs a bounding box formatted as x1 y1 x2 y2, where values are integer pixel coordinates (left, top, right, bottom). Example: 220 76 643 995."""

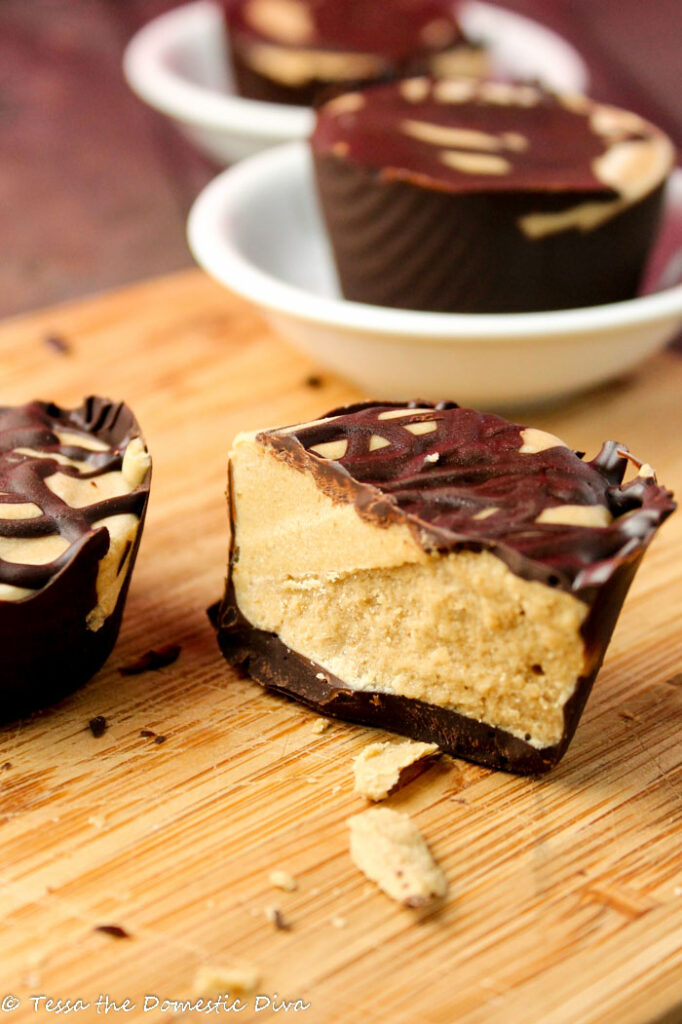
440 150 511 175
241 39 486 88
428 46 488 80
240 41 386 86
230 430 590 748
353 740 440 801
243 0 314 46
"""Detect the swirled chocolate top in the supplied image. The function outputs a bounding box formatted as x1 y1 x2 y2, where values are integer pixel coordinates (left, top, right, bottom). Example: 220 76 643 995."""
312 78 674 197
224 0 465 59
259 401 675 596
0 397 151 598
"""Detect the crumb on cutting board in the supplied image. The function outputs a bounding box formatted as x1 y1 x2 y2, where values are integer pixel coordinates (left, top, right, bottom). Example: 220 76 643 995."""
353 739 440 801
264 905 291 930
193 965 261 997
119 644 181 676
88 716 108 738
269 869 298 892
347 807 447 907
94 924 130 939
43 331 72 356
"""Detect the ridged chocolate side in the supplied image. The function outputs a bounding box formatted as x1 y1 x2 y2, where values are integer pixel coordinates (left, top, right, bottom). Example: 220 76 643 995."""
313 151 667 312
0 397 151 723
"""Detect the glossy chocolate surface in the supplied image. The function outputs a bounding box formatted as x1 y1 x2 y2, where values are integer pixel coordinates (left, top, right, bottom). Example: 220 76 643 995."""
261 402 675 597
311 78 662 194
224 0 464 59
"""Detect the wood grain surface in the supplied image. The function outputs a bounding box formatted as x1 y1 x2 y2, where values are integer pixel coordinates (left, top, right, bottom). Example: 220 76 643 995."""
0 270 681 1024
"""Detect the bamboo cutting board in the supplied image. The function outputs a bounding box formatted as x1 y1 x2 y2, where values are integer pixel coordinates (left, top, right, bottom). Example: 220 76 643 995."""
0 270 681 1024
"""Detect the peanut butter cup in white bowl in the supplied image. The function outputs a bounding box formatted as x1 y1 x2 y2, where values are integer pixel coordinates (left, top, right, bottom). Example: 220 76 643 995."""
123 0 588 164
188 82 682 407
312 79 675 313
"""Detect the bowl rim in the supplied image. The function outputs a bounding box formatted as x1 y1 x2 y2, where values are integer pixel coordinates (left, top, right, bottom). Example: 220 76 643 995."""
123 0 312 138
123 0 588 139
187 141 682 343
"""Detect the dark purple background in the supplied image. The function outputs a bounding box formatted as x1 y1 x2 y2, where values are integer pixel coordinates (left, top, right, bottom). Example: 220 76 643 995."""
0 0 679 319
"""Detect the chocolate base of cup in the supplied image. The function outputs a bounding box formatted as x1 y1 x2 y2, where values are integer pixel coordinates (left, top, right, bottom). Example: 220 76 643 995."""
313 152 666 313
0 512 148 725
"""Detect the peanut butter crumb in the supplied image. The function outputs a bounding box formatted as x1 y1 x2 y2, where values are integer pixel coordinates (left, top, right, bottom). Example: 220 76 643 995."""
353 739 440 801
348 807 447 906
193 965 261 997
269 869 298 892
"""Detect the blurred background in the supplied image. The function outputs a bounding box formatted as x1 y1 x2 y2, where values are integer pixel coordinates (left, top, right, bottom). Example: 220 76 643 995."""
1 0 680 320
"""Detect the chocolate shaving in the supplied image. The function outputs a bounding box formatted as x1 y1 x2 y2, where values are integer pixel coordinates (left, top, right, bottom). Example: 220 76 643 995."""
88 716 107 738
265 906 291 931
618 711 640 722
94 925 130 939
119 644 181 676
43 332 71 356
139 729 167 744
1 761 11 771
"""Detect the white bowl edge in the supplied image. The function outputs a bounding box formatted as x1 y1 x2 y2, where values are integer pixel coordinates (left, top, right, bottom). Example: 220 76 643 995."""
187 142 682 406
188 142 682 342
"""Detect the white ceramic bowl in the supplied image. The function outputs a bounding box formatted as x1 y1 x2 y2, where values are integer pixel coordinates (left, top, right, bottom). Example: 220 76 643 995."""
124 0 588 165
187 142 682 408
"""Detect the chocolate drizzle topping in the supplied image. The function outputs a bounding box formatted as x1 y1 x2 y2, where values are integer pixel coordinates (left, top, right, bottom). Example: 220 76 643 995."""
312 79 657 195
260 401 675 598
0 398 148 593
